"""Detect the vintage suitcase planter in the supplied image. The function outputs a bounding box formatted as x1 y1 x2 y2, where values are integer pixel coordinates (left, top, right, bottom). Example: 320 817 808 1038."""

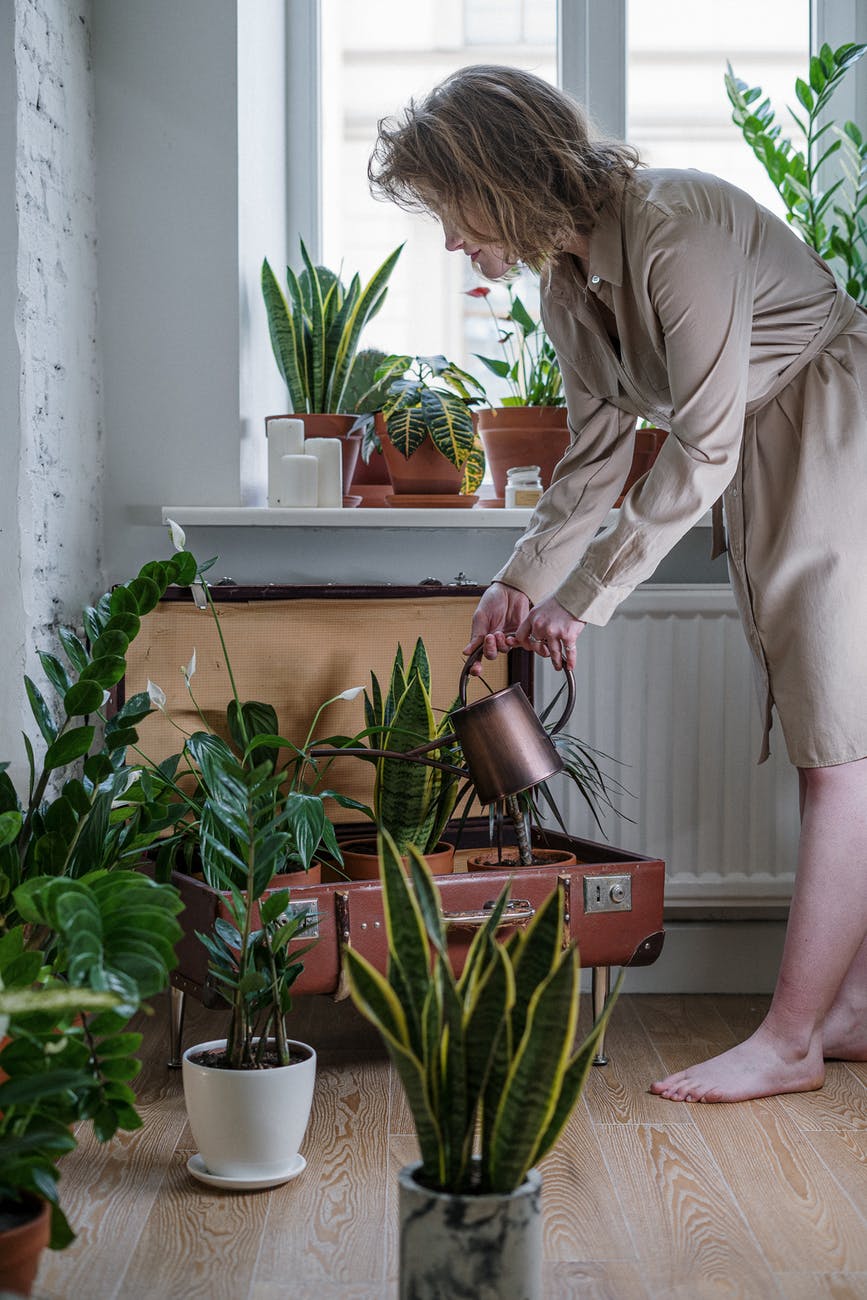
119 582 665 1061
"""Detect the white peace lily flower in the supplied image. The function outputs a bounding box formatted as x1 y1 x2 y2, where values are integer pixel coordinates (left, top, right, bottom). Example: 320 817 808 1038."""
165 517 186 552
181 648 197 688
147 679 167 711
336 686 365 702
101 690 111 708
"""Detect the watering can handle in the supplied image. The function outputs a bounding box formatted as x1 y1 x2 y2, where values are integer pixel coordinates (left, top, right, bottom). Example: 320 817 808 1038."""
459 646 576 735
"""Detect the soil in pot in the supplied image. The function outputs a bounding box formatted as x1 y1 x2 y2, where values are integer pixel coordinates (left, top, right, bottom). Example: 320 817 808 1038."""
467 847 578 871
0 1194 51 1297
188 1042 313 1070
337 839 456 880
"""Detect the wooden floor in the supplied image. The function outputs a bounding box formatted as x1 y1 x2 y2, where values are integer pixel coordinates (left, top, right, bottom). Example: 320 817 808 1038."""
33 992 867 1300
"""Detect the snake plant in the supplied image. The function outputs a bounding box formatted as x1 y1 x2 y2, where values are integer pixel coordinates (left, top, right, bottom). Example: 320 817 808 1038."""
261 240 402 413
344 830 621 1195
359 639 463 857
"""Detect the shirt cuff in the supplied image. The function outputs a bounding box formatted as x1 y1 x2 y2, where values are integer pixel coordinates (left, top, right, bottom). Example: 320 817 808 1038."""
553 567 635 626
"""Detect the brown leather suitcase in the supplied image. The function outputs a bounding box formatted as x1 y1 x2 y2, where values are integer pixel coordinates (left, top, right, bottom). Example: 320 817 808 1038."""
121 583 665 1060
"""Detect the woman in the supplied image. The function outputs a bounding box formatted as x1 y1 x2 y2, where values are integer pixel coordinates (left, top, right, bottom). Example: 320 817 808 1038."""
368 64 867 1105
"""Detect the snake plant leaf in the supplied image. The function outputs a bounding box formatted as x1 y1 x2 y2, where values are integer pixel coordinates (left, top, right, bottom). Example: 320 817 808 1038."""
377 675 439 854
384 646 406 726
487 945 580 1193
463 941 513 1145
262 257 307 410
456 884 511 996
406 843 446 955
508 888 566 1046
299 240 329 410
439 964 471 1187
385 406 428 459
327 244 403 412
419 388 474 467
407 637 431 695
532 969 625 1167
378 830 432 1031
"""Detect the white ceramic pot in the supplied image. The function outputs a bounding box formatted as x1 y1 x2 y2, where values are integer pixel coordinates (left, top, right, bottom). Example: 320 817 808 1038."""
398 1161 543 1300
182 1038 316 1179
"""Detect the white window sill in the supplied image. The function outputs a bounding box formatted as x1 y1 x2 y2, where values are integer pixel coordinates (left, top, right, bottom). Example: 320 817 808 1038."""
161 506 713 529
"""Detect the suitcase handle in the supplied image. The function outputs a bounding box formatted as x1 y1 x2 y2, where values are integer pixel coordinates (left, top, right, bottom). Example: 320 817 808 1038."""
442 898 535 929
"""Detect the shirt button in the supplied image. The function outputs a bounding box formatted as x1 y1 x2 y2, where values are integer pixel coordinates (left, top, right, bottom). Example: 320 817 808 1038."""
590 274 601 285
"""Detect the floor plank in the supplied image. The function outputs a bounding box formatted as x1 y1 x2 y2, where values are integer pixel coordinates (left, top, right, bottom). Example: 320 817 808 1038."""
583 997 696 1126
689 1100 867 1274
594 1123 778 1299
771 1274 867 1299
804 1130 867 1224
777 1062 867 1132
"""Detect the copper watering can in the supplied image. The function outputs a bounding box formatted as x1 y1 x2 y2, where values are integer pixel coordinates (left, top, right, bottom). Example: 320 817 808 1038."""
311 647 575 806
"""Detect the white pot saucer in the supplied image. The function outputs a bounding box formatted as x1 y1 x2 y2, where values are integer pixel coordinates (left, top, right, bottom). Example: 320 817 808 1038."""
186 1151 306 1191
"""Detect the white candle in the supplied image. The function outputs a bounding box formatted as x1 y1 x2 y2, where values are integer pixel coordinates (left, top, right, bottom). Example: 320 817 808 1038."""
266 417 305 507
272 453 318 508
304 437 343 507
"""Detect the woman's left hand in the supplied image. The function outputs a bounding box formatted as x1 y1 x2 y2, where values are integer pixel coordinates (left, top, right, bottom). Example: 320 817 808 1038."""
506 596 585 672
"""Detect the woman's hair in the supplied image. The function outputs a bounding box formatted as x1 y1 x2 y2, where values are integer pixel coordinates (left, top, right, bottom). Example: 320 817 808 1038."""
368 64 640 270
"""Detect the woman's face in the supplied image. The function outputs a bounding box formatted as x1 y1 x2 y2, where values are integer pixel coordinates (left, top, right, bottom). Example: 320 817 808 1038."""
441 216 514 281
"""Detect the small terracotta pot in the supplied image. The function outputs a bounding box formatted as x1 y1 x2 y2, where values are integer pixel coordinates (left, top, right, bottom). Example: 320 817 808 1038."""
615 427 667 506
338 839 456 880
379 427 465 496
467 847 578 872
476 407 570 497
0 1194 51 1296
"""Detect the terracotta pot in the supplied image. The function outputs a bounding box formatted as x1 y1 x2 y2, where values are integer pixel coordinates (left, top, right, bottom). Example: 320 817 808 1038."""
0 1194 51 1296
352 413 391 506
615 427 668 506
467 847 578 872
476 407 570 497
338 839 456 880
379 427 466 496
269 412 362 494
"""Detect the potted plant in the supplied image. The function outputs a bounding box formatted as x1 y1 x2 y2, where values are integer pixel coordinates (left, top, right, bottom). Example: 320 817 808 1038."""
470 281 570 504
343 831 621 1300
179 742 319 1190
261 239 403 492
337 346 393 505
365 353 486 503
336 639 465 879
0 871 182 1294
725 41 867 303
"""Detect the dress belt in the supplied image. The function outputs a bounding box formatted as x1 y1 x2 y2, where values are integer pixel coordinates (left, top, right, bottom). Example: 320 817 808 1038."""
710 289 859 560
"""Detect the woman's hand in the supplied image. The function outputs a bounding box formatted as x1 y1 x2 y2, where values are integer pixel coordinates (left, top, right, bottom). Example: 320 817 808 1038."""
507 595 585 672
463 582 531 675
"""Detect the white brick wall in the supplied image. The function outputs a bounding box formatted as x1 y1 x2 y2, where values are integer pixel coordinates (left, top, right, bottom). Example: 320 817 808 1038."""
1 0 102 776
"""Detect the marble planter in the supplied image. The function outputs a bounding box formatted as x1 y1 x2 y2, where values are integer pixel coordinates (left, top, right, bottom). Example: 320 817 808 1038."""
398 1161 542 1300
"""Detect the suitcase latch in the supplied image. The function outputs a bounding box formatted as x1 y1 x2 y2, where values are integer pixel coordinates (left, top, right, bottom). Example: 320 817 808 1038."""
583 874 632 914
442 898 535 929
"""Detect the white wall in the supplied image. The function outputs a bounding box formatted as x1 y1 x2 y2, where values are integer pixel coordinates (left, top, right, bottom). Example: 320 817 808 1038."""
93 0 245 582
1 0 102 779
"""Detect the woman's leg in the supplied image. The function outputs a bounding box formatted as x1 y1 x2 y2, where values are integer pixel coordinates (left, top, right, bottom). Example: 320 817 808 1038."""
650 755 867 1103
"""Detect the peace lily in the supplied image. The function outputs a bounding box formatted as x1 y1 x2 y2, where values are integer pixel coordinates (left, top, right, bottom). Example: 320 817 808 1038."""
147 679 167 711
165 517 186 552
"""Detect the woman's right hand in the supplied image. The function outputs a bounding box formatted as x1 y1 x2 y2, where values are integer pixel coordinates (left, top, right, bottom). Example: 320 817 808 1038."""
463 582 531 675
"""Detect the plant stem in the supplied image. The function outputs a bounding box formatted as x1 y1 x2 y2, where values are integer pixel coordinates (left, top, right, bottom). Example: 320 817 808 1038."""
506 793 533 865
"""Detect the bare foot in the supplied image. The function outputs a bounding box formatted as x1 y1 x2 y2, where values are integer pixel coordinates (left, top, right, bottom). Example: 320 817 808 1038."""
822 1005 867 1061
649 1028 825 1103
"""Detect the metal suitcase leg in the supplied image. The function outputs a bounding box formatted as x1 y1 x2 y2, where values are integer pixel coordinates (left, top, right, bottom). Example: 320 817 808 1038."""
168 986 187 1069
591 965 610 1067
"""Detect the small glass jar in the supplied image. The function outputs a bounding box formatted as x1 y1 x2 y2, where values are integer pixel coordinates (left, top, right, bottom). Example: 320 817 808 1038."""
504 465 543 509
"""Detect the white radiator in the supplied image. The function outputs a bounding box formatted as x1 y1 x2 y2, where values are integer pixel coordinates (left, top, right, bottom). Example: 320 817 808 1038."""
535 585 799 908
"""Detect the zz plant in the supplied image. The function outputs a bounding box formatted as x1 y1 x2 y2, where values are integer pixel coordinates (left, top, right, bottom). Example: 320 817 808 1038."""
726 41 867 302
344 831 621 1195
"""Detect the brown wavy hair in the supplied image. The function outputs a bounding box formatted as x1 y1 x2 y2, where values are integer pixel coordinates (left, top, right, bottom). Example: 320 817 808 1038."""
368 64 640 270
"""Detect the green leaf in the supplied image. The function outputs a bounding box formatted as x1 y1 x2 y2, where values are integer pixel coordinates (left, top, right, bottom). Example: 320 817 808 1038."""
165 551 198 585
39 652 72 698
79 655 126 689
109 586 138 617
128 575 161 615
44 726 95 771
91 629 130 660
104 612 141 641
64 679 105 717
58 625 90 673
0 810 22 849
25 675 58 744
419 389 474 467
385 406 428 459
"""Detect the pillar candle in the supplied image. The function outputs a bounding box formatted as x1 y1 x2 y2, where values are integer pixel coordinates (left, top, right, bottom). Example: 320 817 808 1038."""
272 453 318 508
304 437 343 507
266 417 305 507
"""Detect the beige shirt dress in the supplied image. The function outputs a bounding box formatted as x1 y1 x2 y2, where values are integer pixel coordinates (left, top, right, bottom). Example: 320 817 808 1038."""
494 168 867 768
